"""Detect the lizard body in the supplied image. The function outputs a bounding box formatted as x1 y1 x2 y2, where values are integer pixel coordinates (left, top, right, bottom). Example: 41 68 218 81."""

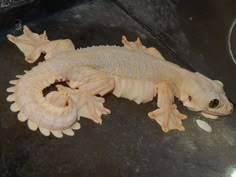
6 26 233 137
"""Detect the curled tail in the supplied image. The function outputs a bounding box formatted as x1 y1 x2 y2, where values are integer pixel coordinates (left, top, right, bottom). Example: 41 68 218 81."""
6 63 80 138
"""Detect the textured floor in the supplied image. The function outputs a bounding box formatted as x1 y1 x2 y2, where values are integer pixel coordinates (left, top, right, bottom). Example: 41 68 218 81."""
0 0 236 177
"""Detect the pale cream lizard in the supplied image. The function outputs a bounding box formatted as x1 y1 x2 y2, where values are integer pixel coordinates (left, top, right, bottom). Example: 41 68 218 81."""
6 26 233 137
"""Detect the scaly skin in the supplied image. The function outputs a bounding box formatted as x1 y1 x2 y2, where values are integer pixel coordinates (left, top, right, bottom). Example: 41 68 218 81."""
6 26 233 137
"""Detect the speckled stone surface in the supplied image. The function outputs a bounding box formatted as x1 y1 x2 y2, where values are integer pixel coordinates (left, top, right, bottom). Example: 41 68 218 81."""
1 0 236 177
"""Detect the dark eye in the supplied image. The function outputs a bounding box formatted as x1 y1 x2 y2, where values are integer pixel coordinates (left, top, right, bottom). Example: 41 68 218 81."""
209 99 219 108
188 96 192 101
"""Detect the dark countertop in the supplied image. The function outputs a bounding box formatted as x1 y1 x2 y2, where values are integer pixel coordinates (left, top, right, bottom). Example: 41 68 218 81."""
1 0 236 177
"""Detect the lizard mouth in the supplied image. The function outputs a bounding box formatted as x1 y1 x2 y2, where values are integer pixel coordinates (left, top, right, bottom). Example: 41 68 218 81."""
201 110 232 119
202 111 223 116
201 111 220 119
202 103 233 118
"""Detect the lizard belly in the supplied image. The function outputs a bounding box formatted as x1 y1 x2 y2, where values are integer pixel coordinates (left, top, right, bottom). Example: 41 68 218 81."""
112 76 156 104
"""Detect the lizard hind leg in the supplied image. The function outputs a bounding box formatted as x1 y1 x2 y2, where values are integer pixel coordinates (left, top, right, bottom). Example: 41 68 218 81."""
57 85 111 125
7 25 49 63
7 25 75 63
121 36 165 60
59 67 115 124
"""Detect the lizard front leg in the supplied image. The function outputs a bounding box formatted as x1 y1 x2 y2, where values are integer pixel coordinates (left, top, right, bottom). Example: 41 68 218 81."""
148 82 187 132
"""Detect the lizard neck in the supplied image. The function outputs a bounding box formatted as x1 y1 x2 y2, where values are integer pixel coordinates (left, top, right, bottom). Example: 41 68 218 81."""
176 69 200 102
171 67 196 99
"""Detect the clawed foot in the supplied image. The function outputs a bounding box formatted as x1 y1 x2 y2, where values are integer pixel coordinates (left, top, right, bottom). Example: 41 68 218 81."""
122 36 164 60
7 25 49 63
122 36 145 51
57 85 110 124
148 104 187 132
77 94 111 124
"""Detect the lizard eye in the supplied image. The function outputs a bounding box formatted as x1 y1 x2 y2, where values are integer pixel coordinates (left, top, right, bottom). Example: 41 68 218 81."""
209 99 219 108
188 96 192 101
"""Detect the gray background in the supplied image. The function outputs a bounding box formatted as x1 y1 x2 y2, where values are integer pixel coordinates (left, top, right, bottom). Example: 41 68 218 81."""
1 0 236 177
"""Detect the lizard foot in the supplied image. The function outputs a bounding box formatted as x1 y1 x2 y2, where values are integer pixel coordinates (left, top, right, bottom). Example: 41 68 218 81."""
78 94 111 124
7 25 49 63
57 85 111 124
148 104 187 132
121 36 165 60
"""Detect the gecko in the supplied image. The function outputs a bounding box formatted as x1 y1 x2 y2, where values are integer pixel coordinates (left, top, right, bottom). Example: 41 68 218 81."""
6 26 233 137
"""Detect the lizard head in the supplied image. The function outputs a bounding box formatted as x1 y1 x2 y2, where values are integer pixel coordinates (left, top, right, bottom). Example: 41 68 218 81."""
180 72 233 119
